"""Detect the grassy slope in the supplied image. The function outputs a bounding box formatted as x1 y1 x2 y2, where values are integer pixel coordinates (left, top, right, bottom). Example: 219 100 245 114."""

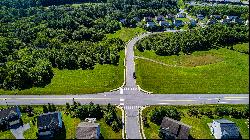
135 48 249 94
106 27 146 42
142 105 249 139
0 51 125 95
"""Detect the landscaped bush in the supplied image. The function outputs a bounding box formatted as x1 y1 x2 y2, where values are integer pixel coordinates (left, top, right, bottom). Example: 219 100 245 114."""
215 106 231 117
188 107 200 118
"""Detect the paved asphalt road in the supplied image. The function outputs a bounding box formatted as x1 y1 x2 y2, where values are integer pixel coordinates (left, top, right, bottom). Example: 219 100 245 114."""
0 31 249 139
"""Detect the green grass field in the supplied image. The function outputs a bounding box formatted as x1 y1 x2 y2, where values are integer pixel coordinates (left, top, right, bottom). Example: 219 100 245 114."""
0 105 122 139
106 27 146 42
135 47 249 94
142 105 249 139
0 51 125 95
232 43 249 54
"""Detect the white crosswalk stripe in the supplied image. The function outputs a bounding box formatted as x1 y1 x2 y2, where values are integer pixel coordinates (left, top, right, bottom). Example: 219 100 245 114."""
123 88 137 91
124 106 141 110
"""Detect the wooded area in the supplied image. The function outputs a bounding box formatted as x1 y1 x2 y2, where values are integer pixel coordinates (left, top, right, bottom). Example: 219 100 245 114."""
0 0 179 90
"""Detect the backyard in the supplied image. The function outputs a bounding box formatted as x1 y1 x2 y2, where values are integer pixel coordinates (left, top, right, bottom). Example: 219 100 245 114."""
142 104 249 139
0 105 122 139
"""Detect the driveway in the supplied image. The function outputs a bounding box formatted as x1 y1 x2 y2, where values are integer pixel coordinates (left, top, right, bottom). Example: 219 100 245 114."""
11 123 30 139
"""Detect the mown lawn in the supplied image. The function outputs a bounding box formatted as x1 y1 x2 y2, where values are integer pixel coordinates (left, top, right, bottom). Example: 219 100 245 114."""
0 105 122 139
135 47 249 94
142 105 249 139
106 27 146 42
0 51 125 95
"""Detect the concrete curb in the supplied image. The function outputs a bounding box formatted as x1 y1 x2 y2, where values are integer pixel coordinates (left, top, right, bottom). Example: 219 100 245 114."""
137 85 153 94
117 106 126 139
139 106 147 139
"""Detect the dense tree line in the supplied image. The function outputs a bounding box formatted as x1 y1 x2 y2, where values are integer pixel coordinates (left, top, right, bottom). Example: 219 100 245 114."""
0 0 180 91
187 5 249 20
65 102 122 132
136 24 249 56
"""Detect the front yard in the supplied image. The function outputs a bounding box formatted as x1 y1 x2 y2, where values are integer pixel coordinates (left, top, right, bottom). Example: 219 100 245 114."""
142 104 249 139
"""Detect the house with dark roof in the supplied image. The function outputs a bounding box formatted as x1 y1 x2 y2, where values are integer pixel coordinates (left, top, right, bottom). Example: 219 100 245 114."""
226 16 238 21
155 15 165 21
232 18 244 24
133 17 140 22
160 117 191 139
159 21 170 27
190 19 197 26
207 19 217 25
166 14 175 20
146 22 156 28
209 119 240 139
220 19 230 24
173 20 183 27
210 15 222 20
37 112 63 139
196 14 205 20
0 106 21 130
176 13 186 18
76 118 100 139
143 17 152 22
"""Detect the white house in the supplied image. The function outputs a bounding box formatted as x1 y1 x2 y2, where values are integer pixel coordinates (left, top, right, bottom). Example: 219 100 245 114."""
209 119 240 139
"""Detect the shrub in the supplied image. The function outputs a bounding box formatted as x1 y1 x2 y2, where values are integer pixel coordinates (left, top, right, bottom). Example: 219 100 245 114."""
216 106 231 117
150 107 181 125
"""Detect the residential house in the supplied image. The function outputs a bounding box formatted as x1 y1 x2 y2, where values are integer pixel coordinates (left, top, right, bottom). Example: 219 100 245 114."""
166 14 175 20
231 18 244 24
143 17 152 22
209 119 240 139
159 21 170 27
207 19 217 25
76 118 100 139
226 15 238 21
190 19 197 26
133 17 140 22
176 13 186 18
224 0 241 3
37 112 63 139
173 20 183 27
210 15 222 20
220 19 230 24
0 106 21 130
146 22 156 28
160 117 191 139
196 14 205 20
119 19 126 24
155 15 165 21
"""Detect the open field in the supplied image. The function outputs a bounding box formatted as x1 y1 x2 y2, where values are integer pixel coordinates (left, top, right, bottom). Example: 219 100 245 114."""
142 104 249 139
0 105 122 139
0 51 125 95
106 27 146 42
135 47 249 94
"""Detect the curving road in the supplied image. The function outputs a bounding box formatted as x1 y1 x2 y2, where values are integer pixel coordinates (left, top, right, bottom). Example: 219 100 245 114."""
0 31 249 139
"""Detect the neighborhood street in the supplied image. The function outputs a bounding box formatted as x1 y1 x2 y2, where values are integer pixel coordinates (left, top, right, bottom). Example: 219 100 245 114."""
0 31 249 139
